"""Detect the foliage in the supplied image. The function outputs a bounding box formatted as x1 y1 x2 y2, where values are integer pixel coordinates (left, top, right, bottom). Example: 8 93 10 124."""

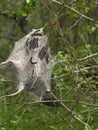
0 0 98 130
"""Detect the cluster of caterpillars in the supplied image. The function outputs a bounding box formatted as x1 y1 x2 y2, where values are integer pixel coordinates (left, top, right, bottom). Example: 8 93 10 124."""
25 30 49 65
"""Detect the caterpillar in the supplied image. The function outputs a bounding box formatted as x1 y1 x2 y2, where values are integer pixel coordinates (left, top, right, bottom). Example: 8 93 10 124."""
29 38 38 49
39 44 48 60
30 57 37 64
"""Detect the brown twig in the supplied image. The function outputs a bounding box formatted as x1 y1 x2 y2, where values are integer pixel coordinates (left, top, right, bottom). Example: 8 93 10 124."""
41 1 55 16
26 1 52 21
67 16 82 31
0 99 98 107
52 0 97 23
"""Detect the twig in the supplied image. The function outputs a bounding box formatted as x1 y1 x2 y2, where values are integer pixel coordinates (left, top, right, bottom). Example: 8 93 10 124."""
78 53 98 61
81 108 98 114
1 99 98 108
41 1 55 16
93 2 98 5
60 102 89 127
0 35 19 40
0 79 12 83
52 0 97 23
0 98 92 126
26 1 52 21
0 88 23 99
56 110 74 129
0 98 98 126
67 16 82 31
51 65 98 80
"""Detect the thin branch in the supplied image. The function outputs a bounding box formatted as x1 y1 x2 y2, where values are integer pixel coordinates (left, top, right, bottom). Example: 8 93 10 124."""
93 2 98 5
41 1 55 16
0 79 12 83
60 102 89 127
52 0 97 23
0 99 90 126
81 108 98 114
51 65 98 80
0 97 97 126
67 16 82 31
1 99 98 108
0 35 19 41
0 88 23 99
56 110 74 129
78 53 98 61
26 1 52 21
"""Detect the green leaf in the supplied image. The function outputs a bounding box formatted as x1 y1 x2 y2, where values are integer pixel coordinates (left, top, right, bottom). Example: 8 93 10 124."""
26 0 30 4
15 9 27 16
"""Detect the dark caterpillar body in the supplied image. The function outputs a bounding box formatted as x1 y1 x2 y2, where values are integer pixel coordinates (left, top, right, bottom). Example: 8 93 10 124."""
31 69 34 78
39 44 48 60
29 38 38 49
31 33 42 37
45 53 49 64
26 38 29 46
30 57 37 64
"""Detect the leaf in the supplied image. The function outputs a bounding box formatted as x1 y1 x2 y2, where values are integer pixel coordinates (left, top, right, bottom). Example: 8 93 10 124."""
15 9 27 16
26 0 30 3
